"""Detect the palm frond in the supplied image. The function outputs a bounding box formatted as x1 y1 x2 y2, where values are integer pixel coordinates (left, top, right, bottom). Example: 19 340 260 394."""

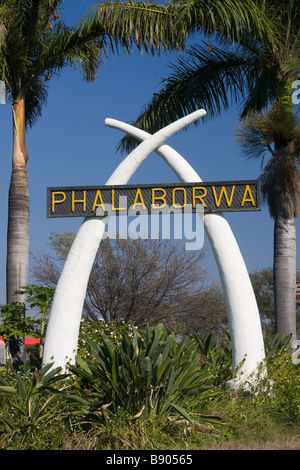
235 104 300 218
21 1 64 58
97 1 186 54
168 0 277 45
97 0 278 55
234 110 276 161
240 67 278 117
2 1 190 128
24 76 49 128
235 101 300 157
117 43 255 154
32 20 103 83
0 27 30 94
0 2 120 126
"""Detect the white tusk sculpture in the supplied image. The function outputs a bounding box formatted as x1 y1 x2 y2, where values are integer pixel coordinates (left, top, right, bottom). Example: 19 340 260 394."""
105 119 266 387
42 109 206 370
43 109 266 388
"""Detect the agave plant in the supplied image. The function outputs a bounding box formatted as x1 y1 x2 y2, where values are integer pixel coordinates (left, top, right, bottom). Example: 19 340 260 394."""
193 331 233 386
0 363 69 446
68 324 219 422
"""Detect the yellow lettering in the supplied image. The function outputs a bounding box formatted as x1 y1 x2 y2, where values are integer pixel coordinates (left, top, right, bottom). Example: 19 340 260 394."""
111 189 126 211
132 188 146 210
172 187 187 208
241 185 255 206
212 185 235 207
152 188 166 209
72 190 86 212
52 191 66 213
92 189 106 212
192 187 207 208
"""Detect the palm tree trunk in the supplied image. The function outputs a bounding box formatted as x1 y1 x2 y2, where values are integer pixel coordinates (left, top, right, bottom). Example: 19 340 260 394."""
272 81 298 343
274 215 297 342
7 98 29 368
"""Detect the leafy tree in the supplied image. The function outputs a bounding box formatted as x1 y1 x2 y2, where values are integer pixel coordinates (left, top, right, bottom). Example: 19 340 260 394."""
250 267 300 338
31 232 227 337
0 302 38 369
0 0 185 364
111 0 299 341
235 102 299 341
16 285 55 359
250 267 275 326
0 285 54 368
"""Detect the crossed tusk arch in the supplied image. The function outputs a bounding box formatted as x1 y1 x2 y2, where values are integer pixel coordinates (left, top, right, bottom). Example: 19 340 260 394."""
42 109 265 387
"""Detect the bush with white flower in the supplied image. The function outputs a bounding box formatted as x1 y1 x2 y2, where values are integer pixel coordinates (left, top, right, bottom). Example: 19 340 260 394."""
78 318 144 360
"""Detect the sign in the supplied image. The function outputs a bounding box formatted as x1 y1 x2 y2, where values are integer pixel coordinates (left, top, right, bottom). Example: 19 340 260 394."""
47 180 261 218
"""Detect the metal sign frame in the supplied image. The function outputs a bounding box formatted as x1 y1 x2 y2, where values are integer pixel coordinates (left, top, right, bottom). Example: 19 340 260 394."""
47 180 261 218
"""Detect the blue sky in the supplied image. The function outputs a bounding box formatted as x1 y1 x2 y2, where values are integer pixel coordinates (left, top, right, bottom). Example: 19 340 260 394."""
0 0 298 305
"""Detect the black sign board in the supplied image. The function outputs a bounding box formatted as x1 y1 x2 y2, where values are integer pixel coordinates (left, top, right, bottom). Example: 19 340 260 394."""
47 180 261 218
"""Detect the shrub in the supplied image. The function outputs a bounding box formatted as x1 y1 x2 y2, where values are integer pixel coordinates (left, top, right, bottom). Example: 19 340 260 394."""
68 323 220 422
264 347 300 423
0 363 69 448
193 331 232 387
78 318 142 358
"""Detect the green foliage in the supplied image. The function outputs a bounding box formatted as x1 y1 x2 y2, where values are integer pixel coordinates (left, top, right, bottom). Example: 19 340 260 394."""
268 351 300 424
234 101 300 220
263 331 293 358
250 267 274 322
17 285 55 355
0 285 54 342
0 285 55 369
0 363 69 448
193 330 232 386
97 0 186 55
78 318 144 356
0 302 37 341
235 104 300 160
16 285 55 315
69 323 219 422
240 346 300 425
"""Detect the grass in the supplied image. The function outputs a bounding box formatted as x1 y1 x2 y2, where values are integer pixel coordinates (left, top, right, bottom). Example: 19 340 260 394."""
3 378 296 450
55 403 300 450
1 381 299 451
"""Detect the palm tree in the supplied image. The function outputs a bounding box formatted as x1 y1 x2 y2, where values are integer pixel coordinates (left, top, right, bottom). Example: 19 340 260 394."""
235 104 300 341
112 0 299 342
0 0 185 365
